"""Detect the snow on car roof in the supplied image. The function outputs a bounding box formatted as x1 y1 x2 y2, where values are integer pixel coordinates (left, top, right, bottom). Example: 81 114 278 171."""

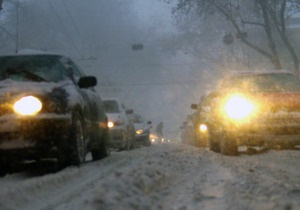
0 49 67 57
227 69 293 76
102 97 122 103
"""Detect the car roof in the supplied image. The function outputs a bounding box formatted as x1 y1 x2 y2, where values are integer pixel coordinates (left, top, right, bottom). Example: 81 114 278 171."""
226 69 293 76
0 49 67 57
102 97 122 103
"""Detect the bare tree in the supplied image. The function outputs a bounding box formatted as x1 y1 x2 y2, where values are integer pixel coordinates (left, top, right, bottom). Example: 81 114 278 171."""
165 0 300 76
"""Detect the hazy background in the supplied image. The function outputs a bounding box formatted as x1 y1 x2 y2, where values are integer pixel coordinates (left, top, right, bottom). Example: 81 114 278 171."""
0 0 215 140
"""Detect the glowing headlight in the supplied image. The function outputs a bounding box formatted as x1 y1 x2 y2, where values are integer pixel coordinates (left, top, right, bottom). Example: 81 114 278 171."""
107 121 114 128
199 124 208 133
136 129 143 135
224 95 256 120
13 96 42 116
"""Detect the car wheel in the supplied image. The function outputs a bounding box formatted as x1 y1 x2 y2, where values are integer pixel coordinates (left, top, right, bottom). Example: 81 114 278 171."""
58 112 85 167
125 138 131 150
208 130 221 153
195 134 207 148
144 136 151 147
130 137 136 149
0 162 9 177
92 128 111 160
220 132 238 156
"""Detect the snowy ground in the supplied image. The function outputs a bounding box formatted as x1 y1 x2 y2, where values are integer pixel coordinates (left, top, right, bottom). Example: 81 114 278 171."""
0 143 299 210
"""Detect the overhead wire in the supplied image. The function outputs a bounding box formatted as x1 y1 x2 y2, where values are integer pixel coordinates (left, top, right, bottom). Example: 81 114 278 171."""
61 0 87 55
46 0 83 58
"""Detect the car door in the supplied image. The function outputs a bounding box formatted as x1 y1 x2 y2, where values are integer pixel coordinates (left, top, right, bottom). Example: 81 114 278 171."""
66 59 103 125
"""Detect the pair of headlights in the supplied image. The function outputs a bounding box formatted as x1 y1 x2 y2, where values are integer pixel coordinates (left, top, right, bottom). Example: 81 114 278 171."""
197 95 255 132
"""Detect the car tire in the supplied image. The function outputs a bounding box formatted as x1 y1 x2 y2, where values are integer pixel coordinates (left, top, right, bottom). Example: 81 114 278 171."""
124 136 131 150
208 130 221 153
220 132 238 156
92 128 111 160
58 112 85 167
0 162 9 177
130 137 136 150
144 136 151 147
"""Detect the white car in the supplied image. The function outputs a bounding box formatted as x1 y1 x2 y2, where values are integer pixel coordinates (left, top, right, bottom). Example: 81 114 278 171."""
127 113 152 146
103 98 135 150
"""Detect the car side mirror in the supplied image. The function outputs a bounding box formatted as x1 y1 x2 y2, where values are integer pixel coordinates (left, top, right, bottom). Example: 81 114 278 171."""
78 76 97 88
147 121 152 125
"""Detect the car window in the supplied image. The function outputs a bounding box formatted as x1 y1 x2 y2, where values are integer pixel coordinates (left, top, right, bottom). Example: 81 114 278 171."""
103 100 120 113
222 73 300 92
0 55 72 82
130 114 144 123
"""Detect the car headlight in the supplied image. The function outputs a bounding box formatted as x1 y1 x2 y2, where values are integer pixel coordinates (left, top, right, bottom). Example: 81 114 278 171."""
136 129 143 135
13 95 42 116
224 95 256 121
108 121 114 128
199 124 207 133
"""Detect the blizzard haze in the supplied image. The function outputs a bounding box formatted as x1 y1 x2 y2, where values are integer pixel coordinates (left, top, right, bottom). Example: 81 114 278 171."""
0 0 211 140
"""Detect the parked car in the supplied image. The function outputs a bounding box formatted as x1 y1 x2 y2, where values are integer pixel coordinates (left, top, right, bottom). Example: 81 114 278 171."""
207 70 300 155
127 113 152 146
103 98 135 150
0 52 110 175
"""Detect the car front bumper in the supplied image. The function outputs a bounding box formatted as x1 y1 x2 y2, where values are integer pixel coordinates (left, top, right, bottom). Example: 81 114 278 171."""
221 113 300 147
0 114 71 160
108 127 126 148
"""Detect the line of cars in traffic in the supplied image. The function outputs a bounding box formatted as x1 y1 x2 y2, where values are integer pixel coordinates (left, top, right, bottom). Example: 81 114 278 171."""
181 70 300 155
0 51 152 176
102 97 152 151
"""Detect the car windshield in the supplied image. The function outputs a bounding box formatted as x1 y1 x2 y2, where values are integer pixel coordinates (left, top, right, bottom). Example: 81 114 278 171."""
129 114 144 123
222 73 300 93
0 55 68 82
103 100 120 113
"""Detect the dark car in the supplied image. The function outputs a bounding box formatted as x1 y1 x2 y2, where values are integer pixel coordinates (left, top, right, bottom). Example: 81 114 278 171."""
127 113 152 147
207 70 300 155
0 52 110 175
190 93 216 147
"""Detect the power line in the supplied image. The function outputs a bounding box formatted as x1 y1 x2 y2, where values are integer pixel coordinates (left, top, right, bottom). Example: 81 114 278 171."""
98 80 202 87
47 0 83 58
61 0 87 54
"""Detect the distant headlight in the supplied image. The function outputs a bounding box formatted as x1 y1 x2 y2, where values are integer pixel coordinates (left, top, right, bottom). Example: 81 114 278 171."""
199 124 207 133
136 129 143 135
224 95 256 120
13 96 42 116
108 121 114 128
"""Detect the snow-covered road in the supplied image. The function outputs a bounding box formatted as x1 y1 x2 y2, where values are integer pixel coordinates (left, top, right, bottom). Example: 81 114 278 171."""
0 143 299 210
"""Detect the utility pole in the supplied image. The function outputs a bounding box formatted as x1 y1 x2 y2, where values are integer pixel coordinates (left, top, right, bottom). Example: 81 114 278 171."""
15 0 19 53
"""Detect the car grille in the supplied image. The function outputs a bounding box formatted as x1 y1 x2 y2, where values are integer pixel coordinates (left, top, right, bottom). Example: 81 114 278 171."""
260 112 300 135
0 103 13 116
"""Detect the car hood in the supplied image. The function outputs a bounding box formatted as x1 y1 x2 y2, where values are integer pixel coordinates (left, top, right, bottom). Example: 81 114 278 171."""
255 92 300 112
0 79 82 106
